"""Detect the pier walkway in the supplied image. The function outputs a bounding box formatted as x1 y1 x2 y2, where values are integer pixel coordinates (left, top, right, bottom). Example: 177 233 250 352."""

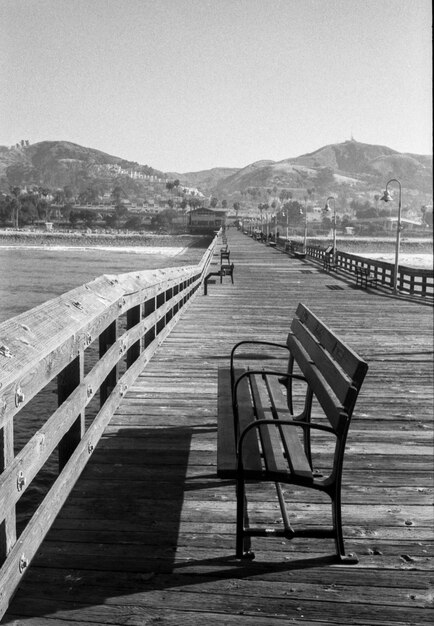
3 229 433 625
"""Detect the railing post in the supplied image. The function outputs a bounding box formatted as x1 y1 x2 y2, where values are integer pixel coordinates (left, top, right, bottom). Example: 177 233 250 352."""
99 320 118 407
127 304 141 368
0 421 16 561
398 269 404 293
144 296 156 348
58 353 85 472
421 276 427 297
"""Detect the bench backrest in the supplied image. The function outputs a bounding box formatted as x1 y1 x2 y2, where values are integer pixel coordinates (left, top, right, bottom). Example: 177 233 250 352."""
287 303 368 433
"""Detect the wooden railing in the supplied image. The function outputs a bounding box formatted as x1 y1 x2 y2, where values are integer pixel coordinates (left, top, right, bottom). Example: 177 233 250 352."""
275 237 433 299
0 234 218 617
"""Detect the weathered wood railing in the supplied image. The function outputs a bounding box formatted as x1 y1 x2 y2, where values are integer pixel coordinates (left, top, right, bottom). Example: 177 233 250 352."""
275 237 433 299
0 234 218 616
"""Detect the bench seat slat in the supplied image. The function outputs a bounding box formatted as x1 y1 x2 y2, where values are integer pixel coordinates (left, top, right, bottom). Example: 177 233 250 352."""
217 368 237 477
249 374 287 474
235 371 263 474
265 374 313 481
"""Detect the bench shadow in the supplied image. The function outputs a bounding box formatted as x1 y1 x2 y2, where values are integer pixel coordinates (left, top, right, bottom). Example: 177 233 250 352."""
2 424 341 623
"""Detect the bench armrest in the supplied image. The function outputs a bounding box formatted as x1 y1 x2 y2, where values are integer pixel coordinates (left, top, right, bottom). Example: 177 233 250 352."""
230 340 291 388
230 340 290 363
238 418 335 461
233 370 307 401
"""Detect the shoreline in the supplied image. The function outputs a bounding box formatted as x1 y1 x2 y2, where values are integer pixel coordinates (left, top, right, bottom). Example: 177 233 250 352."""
0 230 211 249
1 230 432 267
293 235 433 255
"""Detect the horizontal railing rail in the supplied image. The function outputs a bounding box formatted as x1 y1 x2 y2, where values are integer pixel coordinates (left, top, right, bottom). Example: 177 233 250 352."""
0 233 219 617
274 236 433 299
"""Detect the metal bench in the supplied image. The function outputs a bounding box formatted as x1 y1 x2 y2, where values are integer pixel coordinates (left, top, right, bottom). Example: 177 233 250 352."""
355 265 378 289
204 263 235 295
221 249 230 264
323 246 337 272
217 303 368 562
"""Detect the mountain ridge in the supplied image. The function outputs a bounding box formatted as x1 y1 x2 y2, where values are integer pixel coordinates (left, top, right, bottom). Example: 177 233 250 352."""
1 139 432 204
210 140 432 200
0 140 165 192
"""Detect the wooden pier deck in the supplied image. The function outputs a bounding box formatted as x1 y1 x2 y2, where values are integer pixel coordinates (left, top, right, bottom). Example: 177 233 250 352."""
3 229 433 625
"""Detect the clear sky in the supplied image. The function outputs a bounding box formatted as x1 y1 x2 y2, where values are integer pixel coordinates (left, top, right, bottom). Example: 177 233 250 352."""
1 0 432 173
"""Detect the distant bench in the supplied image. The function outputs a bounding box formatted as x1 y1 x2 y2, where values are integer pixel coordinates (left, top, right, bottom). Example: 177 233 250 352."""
217 303 368 562
323 246 337 272
355 265 378 289
204 245 234 295
221 247 230 264
285 241 306 259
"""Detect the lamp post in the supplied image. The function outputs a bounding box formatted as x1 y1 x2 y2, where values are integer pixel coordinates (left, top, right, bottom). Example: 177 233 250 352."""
302 199 308 253
258 205 263 237
323 196 337 263
380 178 402 294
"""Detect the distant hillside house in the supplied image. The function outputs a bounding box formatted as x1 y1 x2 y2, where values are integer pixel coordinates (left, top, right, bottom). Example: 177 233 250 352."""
188 208 226 231
181 186 204 198
307 206 324 222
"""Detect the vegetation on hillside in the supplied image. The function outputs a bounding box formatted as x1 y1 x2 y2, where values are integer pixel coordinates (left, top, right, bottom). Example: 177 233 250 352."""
0 139 432 236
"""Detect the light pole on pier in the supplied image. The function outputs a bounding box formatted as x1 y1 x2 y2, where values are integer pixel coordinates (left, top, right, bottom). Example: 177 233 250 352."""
302 200 308 253
280 207 289 241
258 205 264 237
380 178 402 294
323 196 337 263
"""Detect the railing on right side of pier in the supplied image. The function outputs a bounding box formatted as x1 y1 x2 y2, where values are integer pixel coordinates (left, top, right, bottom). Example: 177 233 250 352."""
275 237 433 299
0 233 218 618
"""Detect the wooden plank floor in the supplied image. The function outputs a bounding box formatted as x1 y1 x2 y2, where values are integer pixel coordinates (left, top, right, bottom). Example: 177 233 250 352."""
3 230 433 625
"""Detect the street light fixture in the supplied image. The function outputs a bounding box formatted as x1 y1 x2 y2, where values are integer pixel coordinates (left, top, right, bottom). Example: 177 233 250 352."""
323 196 337 263
380 178 402 294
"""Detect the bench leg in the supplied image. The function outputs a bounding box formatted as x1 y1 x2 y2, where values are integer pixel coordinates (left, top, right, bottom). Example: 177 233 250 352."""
331 487 358 564
236 478 254 559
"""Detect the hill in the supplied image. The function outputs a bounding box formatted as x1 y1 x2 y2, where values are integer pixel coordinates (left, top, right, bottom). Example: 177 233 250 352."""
0 140 165 194
1 139 431 209
210 140 432 200
167 167 239 194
